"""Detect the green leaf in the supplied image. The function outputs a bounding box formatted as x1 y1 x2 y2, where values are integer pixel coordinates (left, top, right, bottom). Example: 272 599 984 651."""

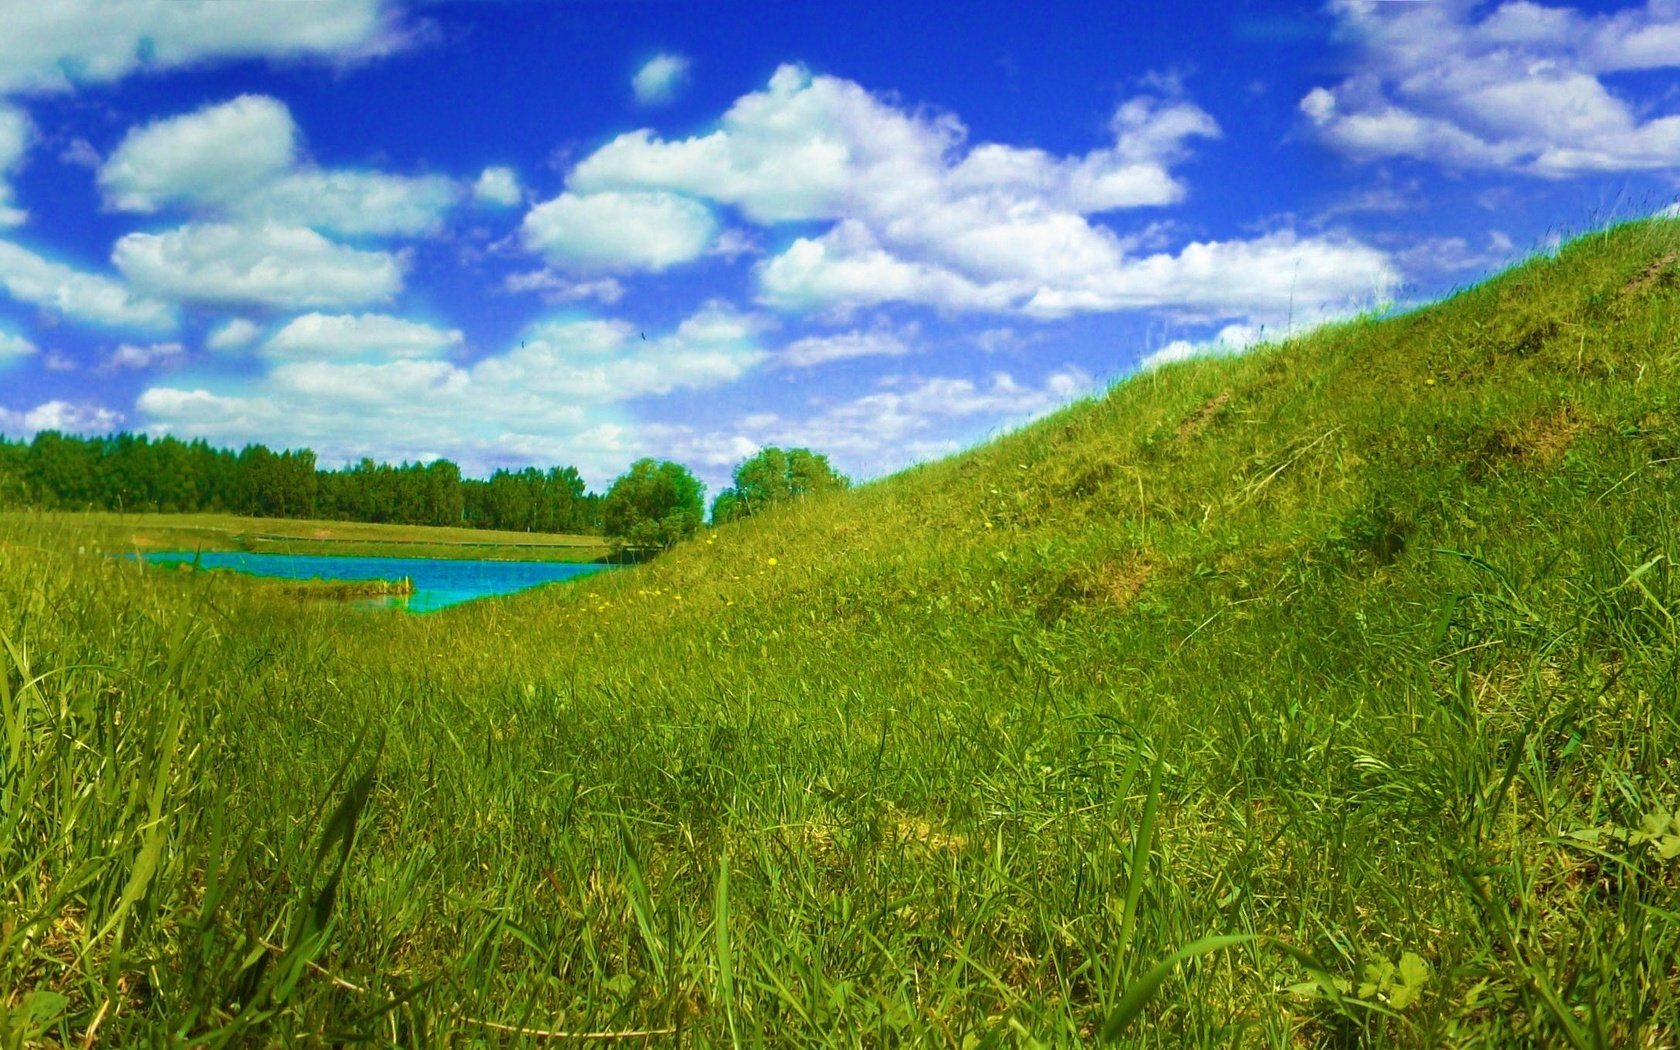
1391 953 1430 1009
1099 934 1254 1042
15 990 69 1034
714 854 733 1008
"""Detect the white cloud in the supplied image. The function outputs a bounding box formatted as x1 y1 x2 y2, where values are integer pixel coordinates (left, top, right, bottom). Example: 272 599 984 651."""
0 107 32 226
760 222 1396 323
521 190 716 272
780 323 917 367
632 52 691 106
502 269 625 305
473 302 765 402
59 139 100 169
1393 231 1518 276
1139 322 1261 370
99 95 298 212
569 65 1215 225
566 63 1388 325
758 222 1016 314
648 365 1095 483
205 317 260 351
473 165 522 207
973 326 1045 354
0 239 175 329
263 312 462 360
0 325 34 360
235 170 459 236
98 96 459 235
1019 230 1397 320
112 223 404 309
139 302 768 484
1303 0 1680 176
0 0 399 94
569 64 959 224
0 399 121 435
102 340 185 372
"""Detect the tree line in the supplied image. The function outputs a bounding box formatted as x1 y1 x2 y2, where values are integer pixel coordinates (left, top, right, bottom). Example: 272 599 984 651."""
0 430 850 548
0 431 597 533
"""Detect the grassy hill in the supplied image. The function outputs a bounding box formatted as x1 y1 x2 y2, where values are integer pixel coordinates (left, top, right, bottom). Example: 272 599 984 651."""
4 218 1679 1046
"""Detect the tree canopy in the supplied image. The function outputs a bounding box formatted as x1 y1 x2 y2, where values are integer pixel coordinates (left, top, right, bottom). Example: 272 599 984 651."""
0 430 601 534
711 446 848 524
601 458 706 551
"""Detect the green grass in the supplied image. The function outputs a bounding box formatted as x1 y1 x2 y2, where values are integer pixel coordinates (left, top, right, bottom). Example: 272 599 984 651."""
4 510 611 563
4 218 1680 1046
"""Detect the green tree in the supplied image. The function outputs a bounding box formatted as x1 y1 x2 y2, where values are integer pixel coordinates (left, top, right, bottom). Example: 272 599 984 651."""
712 446 848 524
601 458 705 552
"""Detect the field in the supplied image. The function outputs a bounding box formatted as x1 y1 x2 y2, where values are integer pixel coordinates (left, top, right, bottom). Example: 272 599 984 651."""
4 219 1680 1046
1 510 611 563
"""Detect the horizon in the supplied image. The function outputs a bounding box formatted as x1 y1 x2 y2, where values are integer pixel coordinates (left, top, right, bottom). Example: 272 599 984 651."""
0 0 1676 492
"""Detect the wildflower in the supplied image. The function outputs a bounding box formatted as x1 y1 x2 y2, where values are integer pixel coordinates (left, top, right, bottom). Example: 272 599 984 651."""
767 557 778 566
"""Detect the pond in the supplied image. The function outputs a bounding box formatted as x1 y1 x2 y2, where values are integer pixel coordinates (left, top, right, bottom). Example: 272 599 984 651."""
139 550 613 612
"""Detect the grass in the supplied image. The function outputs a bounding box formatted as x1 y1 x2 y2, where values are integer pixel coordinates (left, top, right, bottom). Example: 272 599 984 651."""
3 217 1680 1046
3 510 611 563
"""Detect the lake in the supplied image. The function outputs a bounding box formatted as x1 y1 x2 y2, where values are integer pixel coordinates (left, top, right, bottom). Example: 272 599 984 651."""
139 550 612 612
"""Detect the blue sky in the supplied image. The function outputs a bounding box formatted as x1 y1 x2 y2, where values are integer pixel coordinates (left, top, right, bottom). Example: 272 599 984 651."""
0 0 1676 491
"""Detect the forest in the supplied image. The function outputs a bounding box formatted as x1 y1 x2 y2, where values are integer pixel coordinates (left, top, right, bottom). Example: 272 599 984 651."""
0 430 600 534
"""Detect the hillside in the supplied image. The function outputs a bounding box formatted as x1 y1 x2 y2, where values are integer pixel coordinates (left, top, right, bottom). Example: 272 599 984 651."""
4 218 1679 1046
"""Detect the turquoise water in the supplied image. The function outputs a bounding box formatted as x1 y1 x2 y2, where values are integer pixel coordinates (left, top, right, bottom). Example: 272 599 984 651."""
140 551 612 612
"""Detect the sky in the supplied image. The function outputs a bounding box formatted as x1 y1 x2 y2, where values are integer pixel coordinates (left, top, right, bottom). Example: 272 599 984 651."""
0 0 1676 492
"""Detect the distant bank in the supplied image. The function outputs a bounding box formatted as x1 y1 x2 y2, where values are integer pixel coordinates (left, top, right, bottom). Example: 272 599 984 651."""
2 510 613 564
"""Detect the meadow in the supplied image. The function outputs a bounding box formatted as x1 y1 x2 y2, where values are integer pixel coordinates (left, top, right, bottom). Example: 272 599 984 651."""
3 218 1679 1046
3 510 611 563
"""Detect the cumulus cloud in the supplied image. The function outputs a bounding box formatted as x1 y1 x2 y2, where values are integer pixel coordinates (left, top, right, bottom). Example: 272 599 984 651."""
0 0 400 94
112 223 403 309
502 269 626 305
1018 230 1396 320
0 325 34 360
1393 231 1518 276
473 165 521 207
569 64 1217 224
236 170 460 236
0 399 121 435
474 302 765 401
0 239 175 329
632 52 691 106
102 340 185 372
1302 0 1680 176
521 190 716 272
761 223 1395 322
565 64 1389 324
139 302 768 483
99 95 297 212
205 317 261 351
758 226 1015 314
0 107 32 226
99 95 460 235
262 312 462 360
1139 322 1262 370
780 324 916 368
646 365 1095 482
